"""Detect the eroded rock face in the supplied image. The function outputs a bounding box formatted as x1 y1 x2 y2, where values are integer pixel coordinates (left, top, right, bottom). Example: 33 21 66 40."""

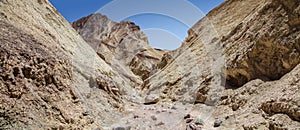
1 0 300 129
72 14 165 88
142 0 300 129
0 21 80 129
72 14 117 50
223 0 300 87
260 101 300 122
214 64 300 129
0 0 132 129
145 0 300 102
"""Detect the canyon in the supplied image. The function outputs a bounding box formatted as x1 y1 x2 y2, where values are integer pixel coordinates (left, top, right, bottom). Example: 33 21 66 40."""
0 0 299 129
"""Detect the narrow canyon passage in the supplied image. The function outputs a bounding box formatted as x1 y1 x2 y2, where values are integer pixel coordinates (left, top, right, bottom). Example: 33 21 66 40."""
0 0 299 129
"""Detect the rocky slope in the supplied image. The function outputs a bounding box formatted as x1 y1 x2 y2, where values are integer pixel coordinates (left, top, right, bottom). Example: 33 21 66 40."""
143 0 300 129
0 0 138 129
72 14 165 89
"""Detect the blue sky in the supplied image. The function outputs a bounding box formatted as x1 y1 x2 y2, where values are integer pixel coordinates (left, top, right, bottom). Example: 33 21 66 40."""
49 0 224 50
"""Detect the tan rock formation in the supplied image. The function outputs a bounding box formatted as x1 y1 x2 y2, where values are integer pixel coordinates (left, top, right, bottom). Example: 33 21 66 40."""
0 0 299 129
72 14 165 89
0 0 134 129
144 0 300 129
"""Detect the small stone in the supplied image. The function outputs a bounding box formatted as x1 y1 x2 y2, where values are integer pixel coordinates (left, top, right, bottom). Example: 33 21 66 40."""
232 104 239 111
186 123 196 130
155 121 165 126
161 109 167 112
112 126 131 130
171 106 177 110
186 118 193 123
73 99 80 103
133 115 139 118
82 111 90 116
111 87 120 94
213 119 222 127
194 118 204 125
184 114 191 119
225 116 229 120
144 94 160 104
151 115 157 121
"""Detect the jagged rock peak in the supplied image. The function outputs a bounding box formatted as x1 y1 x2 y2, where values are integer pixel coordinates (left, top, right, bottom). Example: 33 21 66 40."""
72 13 166 87
72 13 112 29
113 20 141 32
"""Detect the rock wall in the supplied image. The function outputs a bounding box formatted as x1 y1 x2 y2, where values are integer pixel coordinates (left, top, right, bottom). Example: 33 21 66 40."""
0 0 132 129
144 0 300 129
0 0 299 129
223 0 300 87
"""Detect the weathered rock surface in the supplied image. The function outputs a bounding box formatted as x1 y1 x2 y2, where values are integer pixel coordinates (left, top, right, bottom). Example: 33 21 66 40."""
0 0 134 129
144 94 160 104
143 0 300 129
1 0 300 129
222 0 300 87
72 14 165 89
214 64 300 129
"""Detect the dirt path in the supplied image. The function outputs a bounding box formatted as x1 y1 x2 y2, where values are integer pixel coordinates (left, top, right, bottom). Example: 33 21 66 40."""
103 101 219 130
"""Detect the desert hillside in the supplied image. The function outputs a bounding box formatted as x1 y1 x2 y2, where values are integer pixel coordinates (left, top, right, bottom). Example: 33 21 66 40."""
0 0 299 129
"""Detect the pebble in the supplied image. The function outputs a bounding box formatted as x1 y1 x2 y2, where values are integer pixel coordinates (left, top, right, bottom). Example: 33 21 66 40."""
144 94 160 104
148 108 156 110
171 106 177 110
194 118 204 125
82 111 90 116
184 114 191 119
133 115 139 118
112 126 131 130
187 123 196 130
151 115 157 121
225 116 229 120
186 118 193 123
213 119 222 127
161 109 167 112
155 121 165 126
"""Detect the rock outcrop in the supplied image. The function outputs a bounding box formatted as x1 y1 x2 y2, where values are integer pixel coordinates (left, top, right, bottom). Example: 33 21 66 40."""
72 14 165 89
143 0 300 129
215 64 300 129
0 0 299 129
0 0 134 129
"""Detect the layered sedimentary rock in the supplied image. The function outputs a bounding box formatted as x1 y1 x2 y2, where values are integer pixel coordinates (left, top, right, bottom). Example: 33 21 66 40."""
0 0 134 129
1 0 299 129
144 0 300 129
72 14 165 89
